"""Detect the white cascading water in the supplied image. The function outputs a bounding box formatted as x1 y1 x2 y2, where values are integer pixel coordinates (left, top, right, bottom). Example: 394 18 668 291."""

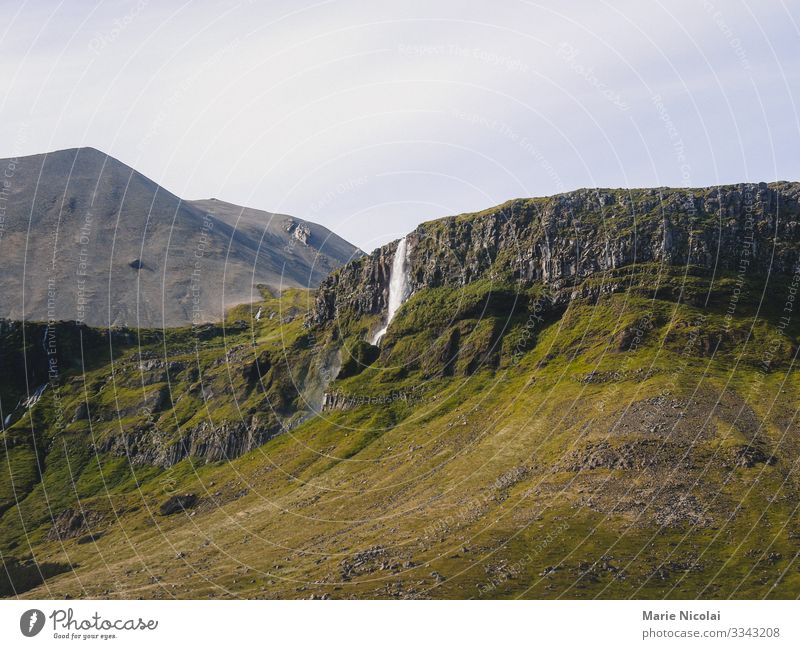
371 236 410 345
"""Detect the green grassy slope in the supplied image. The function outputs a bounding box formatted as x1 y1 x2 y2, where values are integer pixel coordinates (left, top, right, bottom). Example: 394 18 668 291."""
2 262 798 599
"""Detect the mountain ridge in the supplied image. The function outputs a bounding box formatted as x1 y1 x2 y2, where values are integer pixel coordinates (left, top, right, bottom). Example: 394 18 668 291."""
0 147 361 327
310 181 800 334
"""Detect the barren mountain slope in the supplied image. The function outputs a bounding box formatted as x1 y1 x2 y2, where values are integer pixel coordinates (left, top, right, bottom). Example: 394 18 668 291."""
0 148 360 327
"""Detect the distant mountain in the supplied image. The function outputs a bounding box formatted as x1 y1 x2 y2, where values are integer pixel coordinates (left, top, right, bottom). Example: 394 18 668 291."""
0 147 361 327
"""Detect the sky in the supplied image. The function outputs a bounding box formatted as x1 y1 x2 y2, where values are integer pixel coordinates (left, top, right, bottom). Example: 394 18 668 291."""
1 0 798 251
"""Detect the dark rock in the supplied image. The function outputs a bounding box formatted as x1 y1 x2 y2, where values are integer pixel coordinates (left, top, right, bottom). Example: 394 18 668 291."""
98 414 282 467
47 508 103 541
339 546 387 581
159 494 198 516
242 350 273 386
731 445 776 468
72 402 89 422
309 184 800 328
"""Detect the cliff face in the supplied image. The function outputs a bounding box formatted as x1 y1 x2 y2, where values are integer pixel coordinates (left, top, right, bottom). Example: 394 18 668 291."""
310 183 800 327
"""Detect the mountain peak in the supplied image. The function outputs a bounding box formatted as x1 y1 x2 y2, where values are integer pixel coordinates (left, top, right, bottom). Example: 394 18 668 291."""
0 149 360 327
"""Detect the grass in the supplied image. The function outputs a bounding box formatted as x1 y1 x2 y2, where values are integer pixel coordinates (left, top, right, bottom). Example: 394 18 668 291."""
0 269 799 599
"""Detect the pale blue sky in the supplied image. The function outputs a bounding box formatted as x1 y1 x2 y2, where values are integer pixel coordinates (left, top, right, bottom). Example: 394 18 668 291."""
1 0 798 251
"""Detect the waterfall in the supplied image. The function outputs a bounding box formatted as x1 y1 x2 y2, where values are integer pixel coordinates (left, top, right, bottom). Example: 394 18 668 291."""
371 237 410 345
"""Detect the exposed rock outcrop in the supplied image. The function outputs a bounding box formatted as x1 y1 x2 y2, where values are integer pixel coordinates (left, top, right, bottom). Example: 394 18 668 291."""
47 508 103 541
159 494 198 516
97 415 283 467
321 388 424 411
310 183 800 327
285 219 312 246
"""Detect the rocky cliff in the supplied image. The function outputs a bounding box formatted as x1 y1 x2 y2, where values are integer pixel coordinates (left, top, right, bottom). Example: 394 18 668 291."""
310 183 800 328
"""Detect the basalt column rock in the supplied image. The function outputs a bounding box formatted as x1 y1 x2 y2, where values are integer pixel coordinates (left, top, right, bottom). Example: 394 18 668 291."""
309 183 800 328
